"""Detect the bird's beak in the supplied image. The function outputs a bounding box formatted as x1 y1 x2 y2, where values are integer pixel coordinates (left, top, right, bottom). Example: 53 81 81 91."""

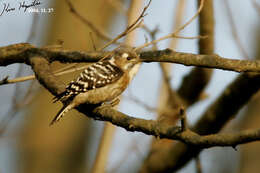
135 57 142 63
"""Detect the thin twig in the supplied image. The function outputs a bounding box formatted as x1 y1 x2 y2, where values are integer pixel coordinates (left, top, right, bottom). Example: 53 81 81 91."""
169 0 187 48
89 32 97 51
19 79 38 107
224 0 249 59
171 35 206 40
125 89 157 112
141 24 160 42
0 75 35 85
135 0 205 51
65 0 112 41
0 64 82 85
108 138 143 173
52 63 78 73
99 0 152 50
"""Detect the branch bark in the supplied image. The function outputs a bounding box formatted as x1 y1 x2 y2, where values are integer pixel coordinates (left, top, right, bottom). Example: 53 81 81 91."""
1 44 260 73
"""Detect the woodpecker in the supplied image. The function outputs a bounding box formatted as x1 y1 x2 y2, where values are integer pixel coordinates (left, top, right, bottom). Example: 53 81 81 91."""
50 47 140 125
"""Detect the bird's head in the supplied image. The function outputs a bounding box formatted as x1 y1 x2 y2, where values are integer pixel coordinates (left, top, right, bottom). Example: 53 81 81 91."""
108 47 141 72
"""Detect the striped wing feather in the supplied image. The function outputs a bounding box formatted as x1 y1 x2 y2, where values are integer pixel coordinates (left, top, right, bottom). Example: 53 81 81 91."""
53 61 123 102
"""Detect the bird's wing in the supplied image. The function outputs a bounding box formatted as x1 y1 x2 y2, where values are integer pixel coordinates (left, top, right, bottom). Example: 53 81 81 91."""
53 61 124 102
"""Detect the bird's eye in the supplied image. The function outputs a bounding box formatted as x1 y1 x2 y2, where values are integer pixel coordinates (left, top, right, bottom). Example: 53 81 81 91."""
127 56 132 60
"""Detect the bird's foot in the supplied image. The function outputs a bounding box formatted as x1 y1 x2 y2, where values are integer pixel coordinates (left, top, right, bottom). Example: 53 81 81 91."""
101 98 120 107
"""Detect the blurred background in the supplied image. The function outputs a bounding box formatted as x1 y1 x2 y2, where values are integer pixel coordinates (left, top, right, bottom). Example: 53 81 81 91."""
0 0 260 172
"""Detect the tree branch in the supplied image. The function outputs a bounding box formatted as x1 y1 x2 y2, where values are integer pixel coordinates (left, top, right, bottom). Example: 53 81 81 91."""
80 104 260 148
1 44 260 73
29 56 65 95
140 49 260 73
0 43 102 66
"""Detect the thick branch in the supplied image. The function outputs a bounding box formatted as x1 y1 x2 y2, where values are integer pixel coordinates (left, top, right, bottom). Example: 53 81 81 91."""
0 43 102 66
1 44 260 74
142 73 260 172
79 105 260 148
29 56 65 95
141 49 260 73
182 129 260 148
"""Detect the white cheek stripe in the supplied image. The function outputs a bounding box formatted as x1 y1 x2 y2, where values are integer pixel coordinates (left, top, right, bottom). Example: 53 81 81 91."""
122 53 129 58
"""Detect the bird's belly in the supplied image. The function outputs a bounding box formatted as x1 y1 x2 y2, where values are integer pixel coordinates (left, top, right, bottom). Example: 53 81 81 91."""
73 76 128 105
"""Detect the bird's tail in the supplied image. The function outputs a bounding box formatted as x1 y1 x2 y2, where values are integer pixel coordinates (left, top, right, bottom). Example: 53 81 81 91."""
49 104 73 126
